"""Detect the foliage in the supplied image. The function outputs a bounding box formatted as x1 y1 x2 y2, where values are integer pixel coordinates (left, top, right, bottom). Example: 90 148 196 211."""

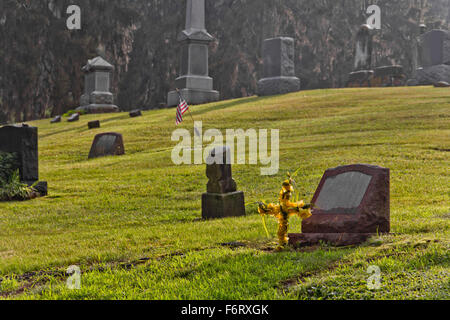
0 152 19 183
0 170 33 202
63 110 86 117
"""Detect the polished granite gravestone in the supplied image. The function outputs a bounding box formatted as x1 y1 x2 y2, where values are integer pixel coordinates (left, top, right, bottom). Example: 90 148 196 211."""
67 113 80 122
202 146 245 220
88 132 125 159
76 56 120 114
410 29 450 85
167 0 219 107
0 124 47 195
50 115 62 124
289 164 390 247
88 120 100 129
257 37 301 96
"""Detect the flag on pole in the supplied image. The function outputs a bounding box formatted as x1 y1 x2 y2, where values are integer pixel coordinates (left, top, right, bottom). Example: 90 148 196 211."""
175 90 189 125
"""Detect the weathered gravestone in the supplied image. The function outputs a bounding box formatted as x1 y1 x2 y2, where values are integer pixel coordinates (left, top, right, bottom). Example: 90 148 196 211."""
167 0 220 107
88 120 100 129
88 132 125 159
289 164 390 247
129 110 142 118
347 24 374 87
76 56 120 114
411 29 450 85
67 113 80 122
50 115 62 124
0 124 47 195
202 146 245 219
257 37 301 96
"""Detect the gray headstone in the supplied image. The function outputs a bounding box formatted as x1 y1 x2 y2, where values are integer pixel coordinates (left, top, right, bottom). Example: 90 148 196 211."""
315 172 372 214
167 0 219 107
257 37 301 96
420 29 450 68
206 146 237 194
202 146 245 219
354 24 373 71
77 56 119 114
67 113 79 122
51 115 62 124
88 132 125 159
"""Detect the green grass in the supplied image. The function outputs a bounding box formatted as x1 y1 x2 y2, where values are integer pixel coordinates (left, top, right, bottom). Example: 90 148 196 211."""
0 87 449 299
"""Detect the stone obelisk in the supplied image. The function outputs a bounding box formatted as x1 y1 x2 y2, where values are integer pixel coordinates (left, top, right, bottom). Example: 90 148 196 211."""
167 0 219 107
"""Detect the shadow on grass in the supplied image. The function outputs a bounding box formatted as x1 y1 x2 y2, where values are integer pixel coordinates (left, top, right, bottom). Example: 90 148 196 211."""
190 96 273 117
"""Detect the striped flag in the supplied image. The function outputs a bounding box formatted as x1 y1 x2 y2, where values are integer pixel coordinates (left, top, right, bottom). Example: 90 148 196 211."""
176 92 189 125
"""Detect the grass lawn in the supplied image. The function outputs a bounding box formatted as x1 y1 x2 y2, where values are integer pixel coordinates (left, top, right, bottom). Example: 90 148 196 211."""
0 87 449 299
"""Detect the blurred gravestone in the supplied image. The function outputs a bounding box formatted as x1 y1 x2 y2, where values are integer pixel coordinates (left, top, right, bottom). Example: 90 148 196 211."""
257 37 300 96
289 164 390 247
129 110 142 118
202 146 245 219
68 113 80 122
77 56 120 113
51 115 62 124
410 29 450 85
347 24 374 87
88 120 100 129
88 132 125 159
0 124 47 195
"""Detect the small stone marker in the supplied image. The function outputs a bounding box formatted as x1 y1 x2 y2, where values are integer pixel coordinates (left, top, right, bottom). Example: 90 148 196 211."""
434 81 450 87
129 110 142 118
202 146 245 219
50 115 62 124
88 120 100 129
67 113 80 122
289 164 390 247
88 132 125 159
0 124 47 195
257 37 301 96
77 56 120 114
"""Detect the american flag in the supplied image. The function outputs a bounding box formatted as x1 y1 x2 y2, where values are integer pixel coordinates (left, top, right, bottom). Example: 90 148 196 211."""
176 92 189 125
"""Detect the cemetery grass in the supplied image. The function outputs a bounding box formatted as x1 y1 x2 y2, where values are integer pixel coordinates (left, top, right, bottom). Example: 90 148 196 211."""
0 87 449 300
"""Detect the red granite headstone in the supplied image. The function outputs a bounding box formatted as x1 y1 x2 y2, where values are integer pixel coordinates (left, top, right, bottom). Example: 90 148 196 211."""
289 164 390 247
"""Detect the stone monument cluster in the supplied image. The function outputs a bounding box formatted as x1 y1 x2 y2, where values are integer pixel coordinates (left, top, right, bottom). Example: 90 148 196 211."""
346 24 406 87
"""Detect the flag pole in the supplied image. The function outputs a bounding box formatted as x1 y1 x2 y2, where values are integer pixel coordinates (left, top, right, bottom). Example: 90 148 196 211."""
176 88 200 137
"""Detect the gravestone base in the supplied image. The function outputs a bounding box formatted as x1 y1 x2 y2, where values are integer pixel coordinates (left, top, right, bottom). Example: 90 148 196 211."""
202 191 245 220
257 77 300 96
77 104 119 114
167 88 219 107
410 64 450 85
289 233 374 247
346 70 374 87
30 181 48 197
